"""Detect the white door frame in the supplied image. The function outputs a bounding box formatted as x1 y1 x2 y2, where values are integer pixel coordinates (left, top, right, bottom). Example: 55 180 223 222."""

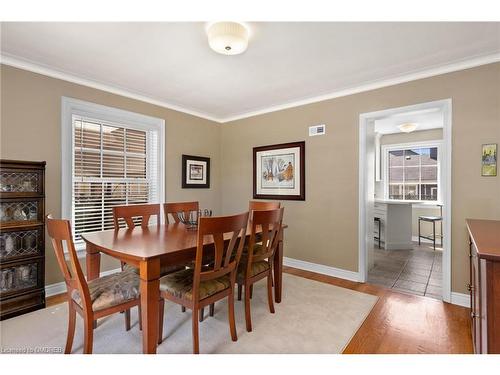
358 99 452 302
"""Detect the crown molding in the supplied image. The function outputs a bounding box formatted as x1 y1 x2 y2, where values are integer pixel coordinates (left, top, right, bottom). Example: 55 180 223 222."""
2 52 499 124
219 52 500 123
0 53 224 123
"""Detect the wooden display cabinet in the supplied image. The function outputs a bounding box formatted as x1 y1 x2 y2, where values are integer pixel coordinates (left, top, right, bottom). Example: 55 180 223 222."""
0 160 46 320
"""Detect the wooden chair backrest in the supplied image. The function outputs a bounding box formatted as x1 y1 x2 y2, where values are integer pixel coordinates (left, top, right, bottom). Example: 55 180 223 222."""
46 215 91 311
246 208 284 267
164 201 199 224
192 212 249 298
249 201 280 220
113 203 161 229
248 201 281 211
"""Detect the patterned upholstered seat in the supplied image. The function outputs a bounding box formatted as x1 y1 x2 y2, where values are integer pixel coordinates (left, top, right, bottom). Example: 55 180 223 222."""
71 269 140 312
159 268 231 301
123 262 185 276
241 243 264 258
237 260 270 283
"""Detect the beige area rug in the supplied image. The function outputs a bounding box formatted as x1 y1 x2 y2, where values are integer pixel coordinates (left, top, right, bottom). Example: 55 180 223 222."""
0 274 377 354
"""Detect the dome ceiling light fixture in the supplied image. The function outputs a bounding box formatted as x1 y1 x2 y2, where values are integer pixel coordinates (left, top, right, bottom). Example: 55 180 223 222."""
398 122 419 133
207 22 249 55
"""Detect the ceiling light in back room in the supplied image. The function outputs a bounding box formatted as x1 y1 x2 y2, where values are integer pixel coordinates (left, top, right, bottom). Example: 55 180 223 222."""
207 22 249 55
398 123 418 133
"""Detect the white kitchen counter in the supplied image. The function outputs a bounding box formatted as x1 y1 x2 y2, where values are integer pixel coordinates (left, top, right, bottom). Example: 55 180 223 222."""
374 199 413 205
375 199 442 207
374 200 413 250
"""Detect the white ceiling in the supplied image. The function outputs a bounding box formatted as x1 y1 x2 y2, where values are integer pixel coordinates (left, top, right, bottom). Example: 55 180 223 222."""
374 107 443 135
1 22 499 122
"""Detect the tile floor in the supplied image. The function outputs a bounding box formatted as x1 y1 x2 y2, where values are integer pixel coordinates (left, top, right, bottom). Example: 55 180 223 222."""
367 242 442 299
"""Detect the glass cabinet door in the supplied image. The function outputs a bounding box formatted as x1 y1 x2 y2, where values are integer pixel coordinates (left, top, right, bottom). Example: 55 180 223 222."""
0 259 42 296
0 199 43 226
0 170 42 195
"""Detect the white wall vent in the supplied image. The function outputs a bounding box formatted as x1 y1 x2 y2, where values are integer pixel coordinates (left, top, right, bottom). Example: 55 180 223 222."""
309 124 326 136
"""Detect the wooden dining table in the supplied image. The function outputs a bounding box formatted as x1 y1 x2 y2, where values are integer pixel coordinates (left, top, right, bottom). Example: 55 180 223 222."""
81 222 286 354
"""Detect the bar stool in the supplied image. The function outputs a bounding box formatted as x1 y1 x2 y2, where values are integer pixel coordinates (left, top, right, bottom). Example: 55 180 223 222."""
374 217 381 248
418 204 443 250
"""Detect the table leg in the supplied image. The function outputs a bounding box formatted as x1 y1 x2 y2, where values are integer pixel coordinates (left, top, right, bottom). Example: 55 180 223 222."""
274 230 284 303
139 258 160 354
86 243 101 281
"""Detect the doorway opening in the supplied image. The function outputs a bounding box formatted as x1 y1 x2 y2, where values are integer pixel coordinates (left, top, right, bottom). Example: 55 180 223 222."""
358 99 452 302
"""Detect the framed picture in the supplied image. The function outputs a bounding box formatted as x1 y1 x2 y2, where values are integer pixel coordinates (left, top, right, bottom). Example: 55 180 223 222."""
481 143 497 177
253 141 305 200
182 155 210 188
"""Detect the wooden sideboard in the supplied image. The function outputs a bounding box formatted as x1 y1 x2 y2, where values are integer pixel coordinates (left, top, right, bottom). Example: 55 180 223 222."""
466 219 500 354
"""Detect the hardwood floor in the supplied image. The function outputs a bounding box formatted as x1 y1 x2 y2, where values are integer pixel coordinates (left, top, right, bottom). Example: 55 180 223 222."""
46 292 67 307
284 266 473 354
45 266 473 354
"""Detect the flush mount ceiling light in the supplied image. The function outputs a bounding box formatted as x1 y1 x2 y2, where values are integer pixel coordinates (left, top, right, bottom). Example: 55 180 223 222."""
398 123 418 133
207 22 249 55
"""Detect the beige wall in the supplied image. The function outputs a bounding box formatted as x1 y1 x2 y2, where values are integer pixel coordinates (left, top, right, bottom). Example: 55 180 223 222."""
220 62 500 294
0 65 221 285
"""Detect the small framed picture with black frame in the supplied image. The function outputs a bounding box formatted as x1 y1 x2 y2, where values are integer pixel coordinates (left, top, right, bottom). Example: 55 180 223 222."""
182 154 210 188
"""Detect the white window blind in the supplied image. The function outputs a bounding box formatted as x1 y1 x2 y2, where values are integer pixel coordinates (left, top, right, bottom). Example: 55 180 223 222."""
62 98 164 250
70 115 161 244
62 98 163 247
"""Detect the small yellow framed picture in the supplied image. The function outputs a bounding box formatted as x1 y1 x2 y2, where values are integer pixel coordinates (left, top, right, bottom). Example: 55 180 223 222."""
481 143 497 177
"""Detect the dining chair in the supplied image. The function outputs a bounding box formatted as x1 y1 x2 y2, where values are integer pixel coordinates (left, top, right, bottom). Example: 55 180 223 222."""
113 203 185 326
241 200 281 299
237 207 284 332
164 201 215 321
157 211 249 353
164 201 199 224
46 215 141 354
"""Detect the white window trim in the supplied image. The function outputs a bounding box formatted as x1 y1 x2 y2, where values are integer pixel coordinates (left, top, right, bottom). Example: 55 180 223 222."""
61 97 165 255
381 139 443 204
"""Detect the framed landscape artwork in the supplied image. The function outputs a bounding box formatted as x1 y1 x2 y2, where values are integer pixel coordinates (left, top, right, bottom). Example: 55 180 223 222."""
253 141 305 200
481 143 497 177
182 154 210 188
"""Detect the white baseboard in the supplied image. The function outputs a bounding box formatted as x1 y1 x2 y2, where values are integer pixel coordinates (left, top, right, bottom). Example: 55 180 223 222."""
45 268 121 297
450 292 471 308
283 257 362 282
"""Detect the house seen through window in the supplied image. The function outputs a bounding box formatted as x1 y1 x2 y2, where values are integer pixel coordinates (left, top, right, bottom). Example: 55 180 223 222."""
386 145 439 202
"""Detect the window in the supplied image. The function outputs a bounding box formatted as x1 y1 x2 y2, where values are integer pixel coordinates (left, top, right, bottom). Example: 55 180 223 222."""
382 141 441 202
62 98 164 247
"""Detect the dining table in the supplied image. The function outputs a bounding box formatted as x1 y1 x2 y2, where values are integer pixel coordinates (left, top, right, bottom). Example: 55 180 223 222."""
81 221 286 354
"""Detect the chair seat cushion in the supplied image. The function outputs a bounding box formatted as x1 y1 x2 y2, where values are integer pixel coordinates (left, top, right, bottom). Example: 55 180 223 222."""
243 243 264 256
237 260 270 283
159 268 231 301
71 269 139 312
123 262 185 276
232 243 264 262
